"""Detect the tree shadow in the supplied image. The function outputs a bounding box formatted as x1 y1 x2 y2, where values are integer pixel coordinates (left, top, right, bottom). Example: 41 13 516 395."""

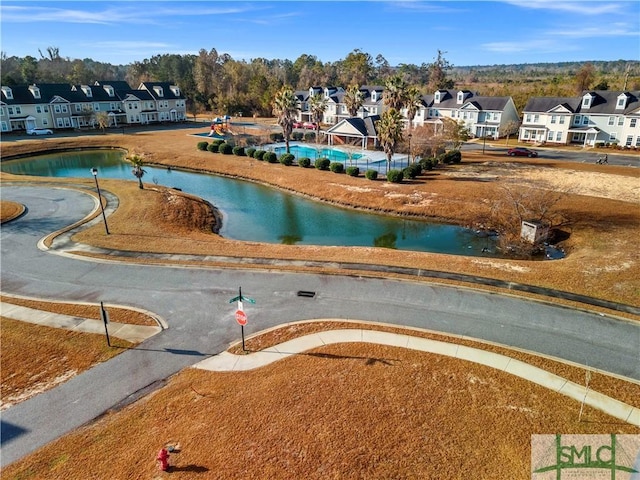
305 351 396 366
169 464 209 473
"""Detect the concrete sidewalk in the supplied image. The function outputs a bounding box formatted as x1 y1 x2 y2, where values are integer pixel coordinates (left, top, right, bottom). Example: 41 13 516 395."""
194 328 640 427
0 302 162 343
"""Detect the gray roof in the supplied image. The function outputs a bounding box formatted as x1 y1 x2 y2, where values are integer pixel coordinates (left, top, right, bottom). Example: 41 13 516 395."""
523 91 640 115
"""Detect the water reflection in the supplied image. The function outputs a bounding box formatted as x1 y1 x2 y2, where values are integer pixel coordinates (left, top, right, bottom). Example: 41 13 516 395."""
1 149 501 257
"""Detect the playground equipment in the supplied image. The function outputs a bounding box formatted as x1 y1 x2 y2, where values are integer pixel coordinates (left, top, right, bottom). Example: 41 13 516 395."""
208 115 233 138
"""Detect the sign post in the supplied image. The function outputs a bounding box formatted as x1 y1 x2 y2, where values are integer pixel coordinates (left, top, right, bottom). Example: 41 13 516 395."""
229 287 255 352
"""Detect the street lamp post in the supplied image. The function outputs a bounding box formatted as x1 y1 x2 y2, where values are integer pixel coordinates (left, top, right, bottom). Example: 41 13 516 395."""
408 133 412 165
91 168 110 235
482 121 487 154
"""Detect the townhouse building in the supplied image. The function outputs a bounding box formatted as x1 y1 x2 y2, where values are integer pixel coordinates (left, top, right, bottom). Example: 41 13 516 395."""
519 90 640 148
1 81 186 133
295 85 519 143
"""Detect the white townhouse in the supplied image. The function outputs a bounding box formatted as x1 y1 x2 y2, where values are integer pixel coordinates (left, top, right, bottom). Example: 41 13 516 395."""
410 89 520 138
0 80 186 133
519 90 640 148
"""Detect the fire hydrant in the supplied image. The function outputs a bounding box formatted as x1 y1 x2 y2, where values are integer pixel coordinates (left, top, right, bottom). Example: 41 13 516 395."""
157 447 170 471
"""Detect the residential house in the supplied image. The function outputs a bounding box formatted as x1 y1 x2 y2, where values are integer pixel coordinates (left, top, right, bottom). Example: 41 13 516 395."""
409 89 520 139
1 80 186 133
519 90 640 148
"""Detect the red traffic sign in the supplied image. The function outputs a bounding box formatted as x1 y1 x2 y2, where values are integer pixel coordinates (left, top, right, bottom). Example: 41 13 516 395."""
235 310 247 326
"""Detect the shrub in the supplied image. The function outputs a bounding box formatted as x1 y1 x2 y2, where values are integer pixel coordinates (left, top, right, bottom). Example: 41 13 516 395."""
264 151 278 163
207 143 219 153
304 132 315 142
403 163 422 179
211 139 224 146
315 157 331 170
253 150 266 160
330 162 345 173
279 153 294 166
419 157 436 171
439 149 462 164
218 142 233 155
292 132 303 141
298 157 311 168
246 147 256 158
346 166 360 177
365 169 378 180
269 133 284 142
386 169 404 183
197 141 209 151
232 146 246 156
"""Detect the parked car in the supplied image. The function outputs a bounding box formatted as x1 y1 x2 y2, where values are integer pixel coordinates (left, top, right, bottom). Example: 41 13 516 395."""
292 121 303 128
302 122 317 129
26 128 53 136
507 147 538 158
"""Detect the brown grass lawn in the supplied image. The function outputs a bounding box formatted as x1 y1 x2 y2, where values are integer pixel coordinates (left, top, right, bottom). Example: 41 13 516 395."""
1 125 639 478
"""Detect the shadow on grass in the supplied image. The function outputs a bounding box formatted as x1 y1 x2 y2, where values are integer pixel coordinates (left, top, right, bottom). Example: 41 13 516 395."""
169 464 209 473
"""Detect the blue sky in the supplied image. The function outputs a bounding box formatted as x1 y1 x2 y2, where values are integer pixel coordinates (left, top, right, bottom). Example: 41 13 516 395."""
1 1 638 67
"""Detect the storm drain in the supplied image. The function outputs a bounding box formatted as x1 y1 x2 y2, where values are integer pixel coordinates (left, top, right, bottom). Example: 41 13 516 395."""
297 290 316 298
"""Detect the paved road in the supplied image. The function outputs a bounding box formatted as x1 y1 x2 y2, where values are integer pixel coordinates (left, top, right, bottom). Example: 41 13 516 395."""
1 185 639 466
463 142 640 167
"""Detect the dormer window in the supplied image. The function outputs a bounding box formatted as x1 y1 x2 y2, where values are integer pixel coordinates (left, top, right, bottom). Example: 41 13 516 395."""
457 91 464 104
371 91 378 102
170 86 180 96
81 86 92 98
29 85 41 99
324 87 330 99
2 86 13 100
104 86 115 97
434 91 441 104
582 93 593 109
153 86 164 97
616 93 628 110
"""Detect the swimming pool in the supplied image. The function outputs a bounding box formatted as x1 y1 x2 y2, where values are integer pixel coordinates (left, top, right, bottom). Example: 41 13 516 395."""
273 144 363 162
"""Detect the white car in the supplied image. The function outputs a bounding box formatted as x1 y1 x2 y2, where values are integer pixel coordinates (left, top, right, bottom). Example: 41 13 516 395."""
26 128 53 136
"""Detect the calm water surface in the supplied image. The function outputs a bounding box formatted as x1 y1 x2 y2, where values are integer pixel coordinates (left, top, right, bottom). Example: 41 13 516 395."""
2 149 500 256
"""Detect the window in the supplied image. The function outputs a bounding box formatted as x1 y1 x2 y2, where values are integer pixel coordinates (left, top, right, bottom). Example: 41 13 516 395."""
616 96 626 109
76 105 82 112
547 131 554 141
618 116 623 126
15 106 21 114
43 119 48 126
609 132 617 141
56 118 63 127
582 116 589 125
608 116 615 126
636 137 640 147
556 132 562 142
36 106 42 113
61 105 68 113
551 115 557 124
631 119 637 128
534 114 539 123
574 115 581 124
559 116 565 124
94 103 99 111
8 107 14 115
54 105 61 113
626 136 633 147
0 107 4 116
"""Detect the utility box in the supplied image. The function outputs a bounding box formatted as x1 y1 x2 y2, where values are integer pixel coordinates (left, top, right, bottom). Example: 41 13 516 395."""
520 220 549 244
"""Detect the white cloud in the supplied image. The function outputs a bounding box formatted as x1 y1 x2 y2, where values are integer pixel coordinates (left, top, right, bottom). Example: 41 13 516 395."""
549 23 639 38
502 0 623 15
482 39 577 54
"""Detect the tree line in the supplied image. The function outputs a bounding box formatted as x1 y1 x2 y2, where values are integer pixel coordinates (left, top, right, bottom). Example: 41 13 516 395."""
2 46 638 116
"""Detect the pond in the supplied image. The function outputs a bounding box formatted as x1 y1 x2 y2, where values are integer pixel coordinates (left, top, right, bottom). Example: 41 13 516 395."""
1 149 501 257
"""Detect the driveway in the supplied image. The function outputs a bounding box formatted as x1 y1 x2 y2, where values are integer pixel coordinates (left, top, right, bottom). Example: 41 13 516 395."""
1 185 639 466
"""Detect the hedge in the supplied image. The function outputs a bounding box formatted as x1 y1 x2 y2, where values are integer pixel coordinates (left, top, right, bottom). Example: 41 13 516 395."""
403 163 422 179
298 157 311 168
279 153 294 166
365 169 378 180
386 169 404 183
253 150 266 160
346 166 360 177
232 146 246 156
197 141 209 151
246 147 256 158
218 142 233 155
264 151 278 163
330 162 345 173
207 143 219 153
315 157 331 170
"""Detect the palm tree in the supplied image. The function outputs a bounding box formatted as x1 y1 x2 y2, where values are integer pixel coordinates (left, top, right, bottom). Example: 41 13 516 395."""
344 84 364 118
383 75 408 110
272 85 298 154
308 92 328 144
127 153 147 189
405 86 422 131
376 108 405 172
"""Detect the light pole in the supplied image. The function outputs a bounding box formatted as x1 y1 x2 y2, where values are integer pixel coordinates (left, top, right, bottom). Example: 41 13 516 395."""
91 168 110 235
482 120 487 155
408 132 412 165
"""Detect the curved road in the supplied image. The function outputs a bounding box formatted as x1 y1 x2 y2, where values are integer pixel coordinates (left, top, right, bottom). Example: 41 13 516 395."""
1 185 639 466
